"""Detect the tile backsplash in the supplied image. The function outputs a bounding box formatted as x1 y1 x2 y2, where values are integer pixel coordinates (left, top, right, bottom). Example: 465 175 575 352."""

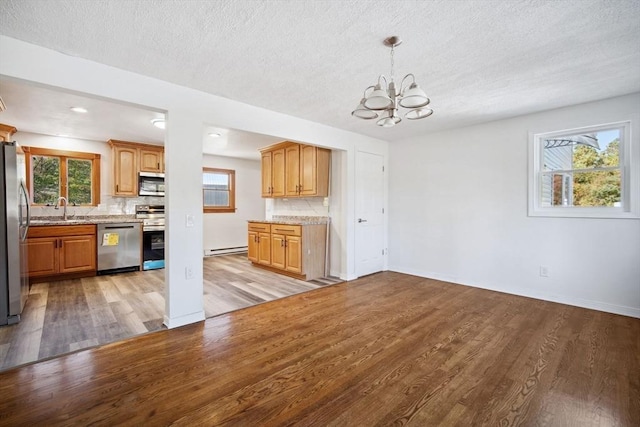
266 197 329 219
30 195 165 218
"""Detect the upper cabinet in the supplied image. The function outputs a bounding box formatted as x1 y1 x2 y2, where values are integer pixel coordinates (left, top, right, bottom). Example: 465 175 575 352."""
139 147 164 173
261 147 285 197
260 142 330 198
0 123 17 142
109 140 164 196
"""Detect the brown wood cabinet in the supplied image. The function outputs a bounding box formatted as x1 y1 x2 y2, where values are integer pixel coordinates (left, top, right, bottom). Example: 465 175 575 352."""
261 147 285 197
0 123 17 142
139 147 164 172
247 221 326 280
26 225 97 282
109 140 164 196
112 144 138 196
248 222 271 265
260 142 330 198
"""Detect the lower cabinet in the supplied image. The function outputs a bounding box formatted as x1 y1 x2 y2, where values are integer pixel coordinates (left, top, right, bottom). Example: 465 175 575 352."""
27 225 97 282
247 222 326 280
248 222 271 266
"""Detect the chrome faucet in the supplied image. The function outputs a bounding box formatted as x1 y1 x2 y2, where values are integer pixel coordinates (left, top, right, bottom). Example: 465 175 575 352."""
54 196 68 220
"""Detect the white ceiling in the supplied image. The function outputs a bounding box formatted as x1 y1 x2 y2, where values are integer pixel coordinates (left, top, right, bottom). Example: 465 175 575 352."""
0 0 639 145
0 78 282 160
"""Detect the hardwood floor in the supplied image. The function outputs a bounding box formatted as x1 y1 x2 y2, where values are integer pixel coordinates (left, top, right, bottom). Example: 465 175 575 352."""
0 271 637 426
0 254 339 371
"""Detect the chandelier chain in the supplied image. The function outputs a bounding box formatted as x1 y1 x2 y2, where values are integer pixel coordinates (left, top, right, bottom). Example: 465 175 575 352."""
390 45 395 83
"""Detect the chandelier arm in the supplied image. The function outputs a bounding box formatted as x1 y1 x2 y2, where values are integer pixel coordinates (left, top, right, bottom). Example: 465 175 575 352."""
363 85 377 97
377 75 388 89
400 73 416 92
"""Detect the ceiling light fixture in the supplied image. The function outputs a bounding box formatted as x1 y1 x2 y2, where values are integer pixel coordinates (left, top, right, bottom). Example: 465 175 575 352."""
352 36 433 127
208 132 221 138
70 106 88 113
151 118 165 129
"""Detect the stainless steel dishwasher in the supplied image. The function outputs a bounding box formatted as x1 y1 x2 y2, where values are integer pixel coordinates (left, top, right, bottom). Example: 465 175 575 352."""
97 223 141 275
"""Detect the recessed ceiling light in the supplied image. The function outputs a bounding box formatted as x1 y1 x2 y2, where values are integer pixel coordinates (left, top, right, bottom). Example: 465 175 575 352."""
151 118 165 129
70 107 88 113
208 132 221 138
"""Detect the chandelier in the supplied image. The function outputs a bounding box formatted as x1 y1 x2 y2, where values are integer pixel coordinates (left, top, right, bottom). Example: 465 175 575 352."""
352 36 433 127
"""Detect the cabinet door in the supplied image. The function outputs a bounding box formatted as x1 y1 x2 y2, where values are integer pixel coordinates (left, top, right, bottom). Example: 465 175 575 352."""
271 148 286 197
285 144 300 196
26 237 58 277
257 232 271 265
113 146 138 196
285 236 302 274
299 145 316 196
300 146 330 197
261 151 273 197
59 234 96 273
270 234 286 269
140 148 163 172
248 231 259 262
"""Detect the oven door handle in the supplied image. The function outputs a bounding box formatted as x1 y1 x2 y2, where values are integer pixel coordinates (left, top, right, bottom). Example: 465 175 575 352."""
143 226 165 232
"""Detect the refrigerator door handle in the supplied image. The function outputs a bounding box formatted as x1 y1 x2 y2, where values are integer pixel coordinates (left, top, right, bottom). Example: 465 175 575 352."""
19 181 30 241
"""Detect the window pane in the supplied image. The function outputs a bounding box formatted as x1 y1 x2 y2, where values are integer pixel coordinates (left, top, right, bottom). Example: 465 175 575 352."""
203 172 229 189
203 190 229 207
67 158 92 204
543 170 621 207
543 129 620 171
32 155 60 204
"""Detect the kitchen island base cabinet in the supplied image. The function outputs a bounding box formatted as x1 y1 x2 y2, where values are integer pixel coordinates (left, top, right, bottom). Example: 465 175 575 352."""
247 222 327 281
26 225 97 283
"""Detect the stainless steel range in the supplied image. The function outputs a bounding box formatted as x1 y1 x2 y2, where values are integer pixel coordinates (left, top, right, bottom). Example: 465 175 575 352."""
136 204 165 270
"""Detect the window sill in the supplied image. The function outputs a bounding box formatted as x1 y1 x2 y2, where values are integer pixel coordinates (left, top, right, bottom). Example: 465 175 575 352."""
204 208 237 214
528 207 640 219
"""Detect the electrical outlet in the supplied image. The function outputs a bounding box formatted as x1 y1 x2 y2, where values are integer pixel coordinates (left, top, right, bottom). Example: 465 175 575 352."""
539 266 549 277
185 266 193 280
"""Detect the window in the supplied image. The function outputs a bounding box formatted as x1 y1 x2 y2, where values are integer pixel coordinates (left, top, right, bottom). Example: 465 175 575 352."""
24 147 101 206
529 119 639 218
203 168 235 213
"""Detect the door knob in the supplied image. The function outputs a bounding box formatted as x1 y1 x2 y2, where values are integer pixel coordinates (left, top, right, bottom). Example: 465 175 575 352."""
358 218 367 223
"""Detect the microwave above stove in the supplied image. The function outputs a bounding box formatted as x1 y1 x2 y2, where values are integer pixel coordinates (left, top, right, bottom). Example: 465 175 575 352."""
139 172 165 196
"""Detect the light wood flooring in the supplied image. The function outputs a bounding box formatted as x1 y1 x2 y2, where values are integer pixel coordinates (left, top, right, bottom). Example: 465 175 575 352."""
0 253 340 371
0 271 637 425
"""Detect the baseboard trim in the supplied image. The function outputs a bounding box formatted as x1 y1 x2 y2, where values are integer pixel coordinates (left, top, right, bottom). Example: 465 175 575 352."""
163 310 206 329
389 266 640 319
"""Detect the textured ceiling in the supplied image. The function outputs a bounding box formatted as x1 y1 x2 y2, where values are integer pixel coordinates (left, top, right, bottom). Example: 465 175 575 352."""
0 0 639 142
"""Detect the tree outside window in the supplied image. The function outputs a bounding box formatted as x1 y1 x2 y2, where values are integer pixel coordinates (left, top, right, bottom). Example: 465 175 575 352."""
203 168 236 213
24 147 101 206
529 119 639 219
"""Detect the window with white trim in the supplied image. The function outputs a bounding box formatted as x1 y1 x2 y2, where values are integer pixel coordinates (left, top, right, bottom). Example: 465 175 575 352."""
529 120 639 218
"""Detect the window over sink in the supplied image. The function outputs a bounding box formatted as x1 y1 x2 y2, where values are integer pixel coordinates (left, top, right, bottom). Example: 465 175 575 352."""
23 147 101 206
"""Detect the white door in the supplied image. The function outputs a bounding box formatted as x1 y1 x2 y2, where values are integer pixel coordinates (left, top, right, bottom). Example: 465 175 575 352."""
355 151 385 277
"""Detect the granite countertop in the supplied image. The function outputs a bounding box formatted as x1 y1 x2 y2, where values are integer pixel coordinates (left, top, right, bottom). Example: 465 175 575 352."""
29 215 143 226
248 216 330 225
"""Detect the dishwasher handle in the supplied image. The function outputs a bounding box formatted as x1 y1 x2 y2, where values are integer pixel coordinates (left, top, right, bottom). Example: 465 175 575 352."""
103 225 136 230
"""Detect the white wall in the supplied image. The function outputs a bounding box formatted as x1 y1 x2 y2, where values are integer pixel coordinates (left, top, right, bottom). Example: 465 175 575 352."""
389 93 640 318
1 35 388 327
202 154 263 252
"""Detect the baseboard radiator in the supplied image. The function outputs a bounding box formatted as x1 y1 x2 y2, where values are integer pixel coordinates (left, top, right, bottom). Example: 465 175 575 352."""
204 246 248 257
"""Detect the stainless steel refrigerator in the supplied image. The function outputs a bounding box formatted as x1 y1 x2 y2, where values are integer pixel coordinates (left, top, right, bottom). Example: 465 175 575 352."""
1 141 30 326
